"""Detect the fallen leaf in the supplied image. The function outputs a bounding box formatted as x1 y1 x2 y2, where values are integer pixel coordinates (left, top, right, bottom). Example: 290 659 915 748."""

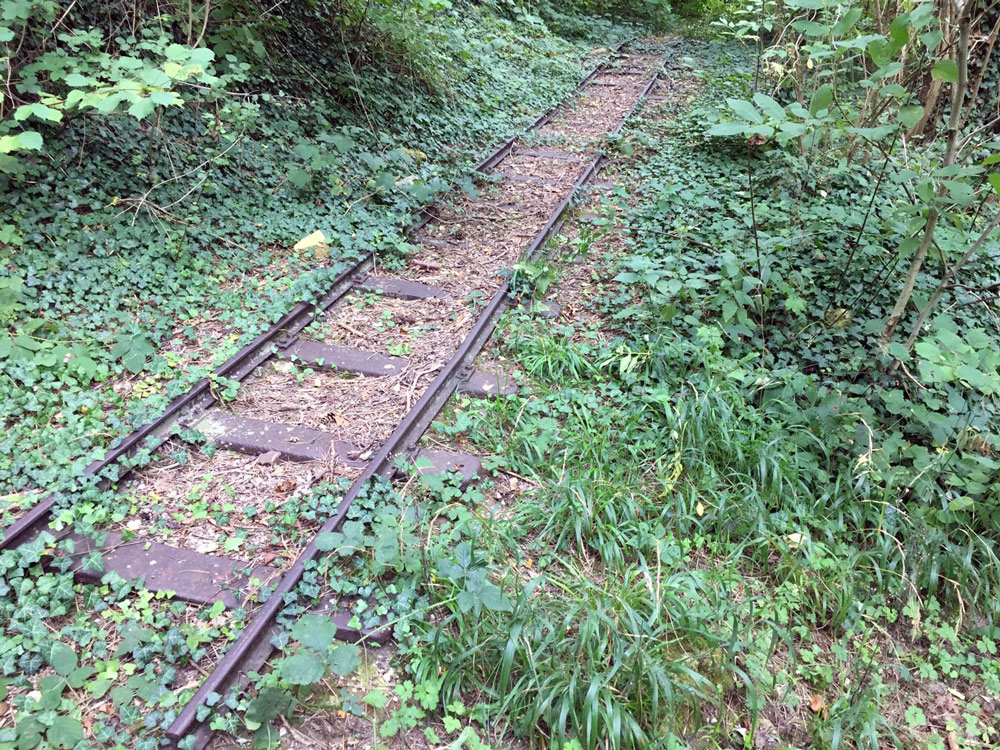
787 532 806 550
192 539 219 554
809 693 827 715
293 230 326 251
292 230 329 261
275 479 297 496
696 501 705 517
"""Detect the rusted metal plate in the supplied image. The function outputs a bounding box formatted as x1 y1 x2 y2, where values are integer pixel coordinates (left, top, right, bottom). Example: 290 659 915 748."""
68 532 279 609
358 275 448 300
409 449 482 490
193 413 361 464
280 339 405 377
458 370 518 398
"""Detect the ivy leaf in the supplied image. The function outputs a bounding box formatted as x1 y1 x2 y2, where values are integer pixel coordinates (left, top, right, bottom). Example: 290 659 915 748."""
49 642 78 676
111 333 153 374
931 59 958 83
290 614 338 652
14 717 43 748
47 716 84 749
328 643 360 676
278 652 324 685
314 531 348 553
245 687 293 724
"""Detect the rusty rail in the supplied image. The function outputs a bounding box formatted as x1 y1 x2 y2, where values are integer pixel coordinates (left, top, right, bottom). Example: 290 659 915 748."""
0 41 630 553
167 44 672 749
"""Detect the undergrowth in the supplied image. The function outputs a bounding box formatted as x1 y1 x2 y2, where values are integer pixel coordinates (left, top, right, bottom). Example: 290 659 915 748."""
0 2 637 501
373 37 1000 750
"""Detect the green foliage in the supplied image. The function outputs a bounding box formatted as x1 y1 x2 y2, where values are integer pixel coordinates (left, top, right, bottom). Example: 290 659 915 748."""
0 0 633 499
387 35 1000 750
0 2 645 746
0 1 242 175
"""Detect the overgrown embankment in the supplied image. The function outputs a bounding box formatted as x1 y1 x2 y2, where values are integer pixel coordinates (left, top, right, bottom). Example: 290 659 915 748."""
0 1 638 503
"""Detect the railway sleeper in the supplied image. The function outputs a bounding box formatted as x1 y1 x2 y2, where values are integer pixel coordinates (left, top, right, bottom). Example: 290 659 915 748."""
192 413 365 464
190 413 484 489
62 533 392 644
497 173 565 187
604 67 648 75
513 147 579 161
277 338 406 377
457 369 519 398
357 275 448 300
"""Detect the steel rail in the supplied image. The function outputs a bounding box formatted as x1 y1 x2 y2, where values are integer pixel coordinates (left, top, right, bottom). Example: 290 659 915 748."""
0 42 629 554
166 44 671 749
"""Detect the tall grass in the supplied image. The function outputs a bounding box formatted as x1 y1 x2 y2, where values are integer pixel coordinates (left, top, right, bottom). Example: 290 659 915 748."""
416 322 1000 747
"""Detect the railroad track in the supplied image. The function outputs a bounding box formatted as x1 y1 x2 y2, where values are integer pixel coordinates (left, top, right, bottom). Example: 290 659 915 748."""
3 39 675 748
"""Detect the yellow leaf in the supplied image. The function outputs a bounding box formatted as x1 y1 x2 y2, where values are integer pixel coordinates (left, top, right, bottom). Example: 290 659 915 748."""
293 230 326 251
786 532 805 550
809 693 826 714
696 502 705 517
